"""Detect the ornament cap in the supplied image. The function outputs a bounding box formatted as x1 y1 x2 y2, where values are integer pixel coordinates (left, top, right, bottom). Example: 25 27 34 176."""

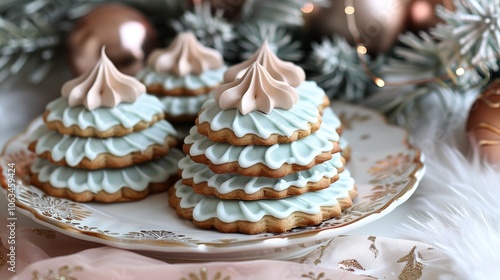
61 47 145 110
214 62 298 115
223 41 305 87
147 32 224 76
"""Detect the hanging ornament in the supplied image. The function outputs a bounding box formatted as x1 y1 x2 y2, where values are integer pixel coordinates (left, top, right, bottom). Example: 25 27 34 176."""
466 80 500 164
303 0 409 54
66 3 158 76
406 0 455 32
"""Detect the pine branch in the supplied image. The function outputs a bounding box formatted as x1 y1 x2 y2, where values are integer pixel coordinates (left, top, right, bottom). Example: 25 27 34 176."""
306 36 370 102
241 0 329 26
171 2 235 56
432 0 500 71
234 23 303 62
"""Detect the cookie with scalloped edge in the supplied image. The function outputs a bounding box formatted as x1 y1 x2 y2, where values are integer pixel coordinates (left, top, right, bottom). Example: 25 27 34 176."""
184 106 341 177
137 32 226 97
29 121 178 170
43 93 166 138
179 155 345 200
196 81 333 146
168 169 357 234
31 149 183 203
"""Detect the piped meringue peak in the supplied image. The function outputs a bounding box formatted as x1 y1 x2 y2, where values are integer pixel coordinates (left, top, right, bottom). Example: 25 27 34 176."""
61 47 145 110
214 62 298 115
223 41 305 87
147 32 224 76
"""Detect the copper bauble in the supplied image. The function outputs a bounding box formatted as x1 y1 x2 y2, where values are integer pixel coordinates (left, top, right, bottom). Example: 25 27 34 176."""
466 80 500 163
304 0 409 54
67 3 158 76
406 0 454 32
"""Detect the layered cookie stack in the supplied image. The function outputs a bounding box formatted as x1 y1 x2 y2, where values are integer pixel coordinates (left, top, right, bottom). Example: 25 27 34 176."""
136 32 226 125
169 44 357 234
28 48 183 202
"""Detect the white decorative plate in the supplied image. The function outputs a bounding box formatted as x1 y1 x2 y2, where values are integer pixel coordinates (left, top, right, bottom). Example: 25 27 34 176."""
0 103 425 261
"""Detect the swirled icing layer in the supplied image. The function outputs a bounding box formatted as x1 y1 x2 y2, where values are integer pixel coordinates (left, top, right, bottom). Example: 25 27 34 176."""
179 153 344 194
223 41 305 87
62 47 145 110
214 62 298 115
31 121 176 167
297 81 328 108
45 93 165 131
32 149 184 193
136 66 226 91
185 108 340 169
161 94 210 117
147 32 224 76
174 169 354 223
198 82 327 138
340 137 349 151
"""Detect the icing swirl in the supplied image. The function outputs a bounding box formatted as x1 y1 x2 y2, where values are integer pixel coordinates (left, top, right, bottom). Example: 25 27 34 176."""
198 82 328 139
147 32 224 76
31 121 176 167
179 154 343 194
173 169 354 223
45 93 164 131
223 41 305 87
61 47 145 110
160 94 210 117
32 149 183 193
214 62 298 115
185 108 340 169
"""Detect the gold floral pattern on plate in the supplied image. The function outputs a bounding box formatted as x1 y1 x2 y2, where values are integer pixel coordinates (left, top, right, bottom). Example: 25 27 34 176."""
18 190 92 222
0 103 425 260
368 153 419 184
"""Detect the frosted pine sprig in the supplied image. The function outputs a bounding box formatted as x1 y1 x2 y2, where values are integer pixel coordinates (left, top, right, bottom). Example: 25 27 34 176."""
432 0 500 70
171 2 235 55
236 23 303 62
307 36 369 101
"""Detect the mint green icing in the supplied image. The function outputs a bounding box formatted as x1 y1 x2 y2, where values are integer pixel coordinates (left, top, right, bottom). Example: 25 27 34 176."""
340 137 348 151
32 149 183 193
174 169 354 223
45 93 165 131
185 107 340 169
197 81 328 138
137 66 227 91
179 153 344 194
30 121 176 167
161 94 210 117
296 81 327 108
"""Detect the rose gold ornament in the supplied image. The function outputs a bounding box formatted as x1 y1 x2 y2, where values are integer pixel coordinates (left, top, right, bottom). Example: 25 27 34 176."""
406 0 454 32
303 0 409 54
67 3 158 76
466 80 500 163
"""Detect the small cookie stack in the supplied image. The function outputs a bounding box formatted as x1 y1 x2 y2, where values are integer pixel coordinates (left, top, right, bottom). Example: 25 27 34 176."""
169 43 357 234
29 48 183 203
136 32 226 125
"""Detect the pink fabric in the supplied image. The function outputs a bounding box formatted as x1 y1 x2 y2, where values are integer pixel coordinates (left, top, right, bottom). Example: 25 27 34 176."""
0 223 450 279
9 247 367 280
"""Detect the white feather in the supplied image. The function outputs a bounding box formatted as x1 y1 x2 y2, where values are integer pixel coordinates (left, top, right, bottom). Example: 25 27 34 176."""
400 109 500 279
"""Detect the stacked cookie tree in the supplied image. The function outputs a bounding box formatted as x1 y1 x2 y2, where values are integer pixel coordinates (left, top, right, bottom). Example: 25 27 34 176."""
28 48 183 203
137 32 226 125
169 44 357 234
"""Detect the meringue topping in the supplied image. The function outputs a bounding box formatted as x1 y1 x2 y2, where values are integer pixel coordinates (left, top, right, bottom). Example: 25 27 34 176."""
147 32 224 76
223 41 305 87
214 62 298 115
61 47 145 110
